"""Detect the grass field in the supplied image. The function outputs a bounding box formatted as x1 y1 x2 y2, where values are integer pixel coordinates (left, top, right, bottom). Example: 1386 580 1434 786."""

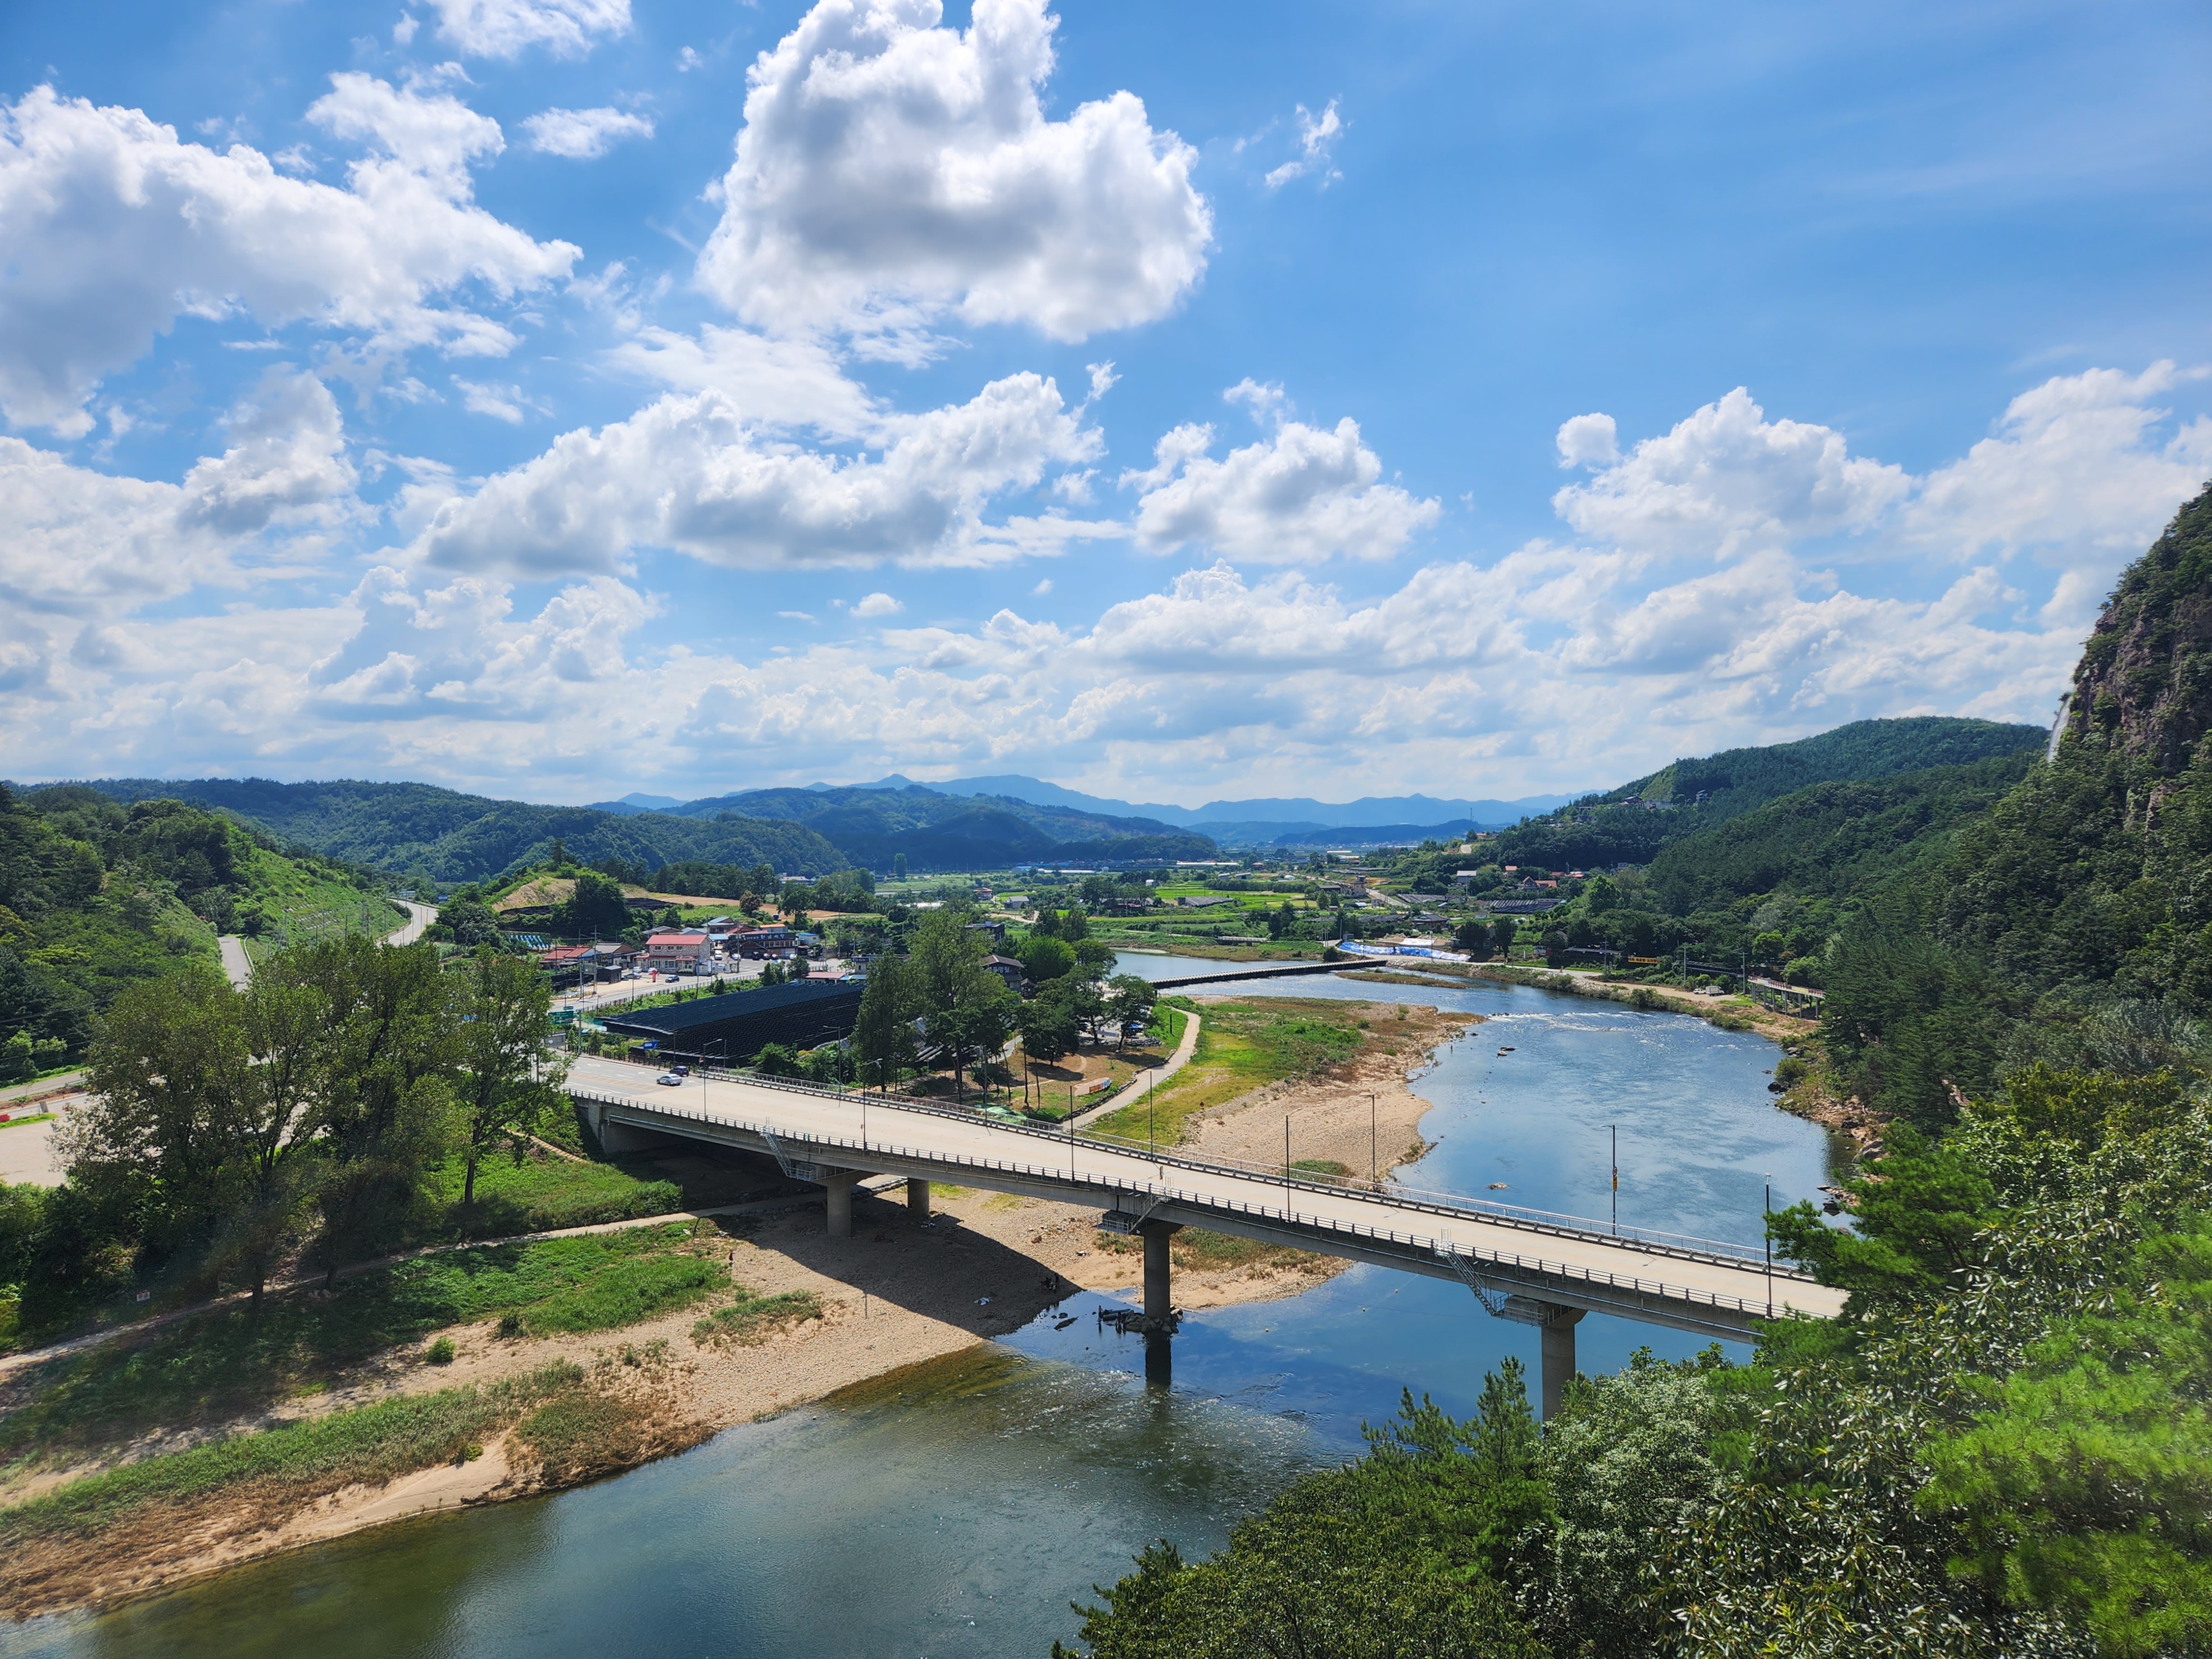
1088 997 1364 1146
419 1147 682 1236
0 1225 728 1471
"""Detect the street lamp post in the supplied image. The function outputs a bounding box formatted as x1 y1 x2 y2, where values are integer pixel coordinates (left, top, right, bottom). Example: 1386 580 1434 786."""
1369 1092 1377 1186
1764 1175 1773 1318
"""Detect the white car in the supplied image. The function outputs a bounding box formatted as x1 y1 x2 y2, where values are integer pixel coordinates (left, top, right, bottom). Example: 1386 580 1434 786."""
655 1072 682 1086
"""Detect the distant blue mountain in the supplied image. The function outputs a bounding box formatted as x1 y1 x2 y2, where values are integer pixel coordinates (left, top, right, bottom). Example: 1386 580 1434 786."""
586 792 687 815
928 775 1575 831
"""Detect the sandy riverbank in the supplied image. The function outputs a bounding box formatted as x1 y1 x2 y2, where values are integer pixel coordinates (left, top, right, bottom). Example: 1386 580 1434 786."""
1179 998 1482 1185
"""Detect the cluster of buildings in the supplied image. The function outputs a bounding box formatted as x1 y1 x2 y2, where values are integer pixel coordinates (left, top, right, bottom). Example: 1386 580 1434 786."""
537 917 823 985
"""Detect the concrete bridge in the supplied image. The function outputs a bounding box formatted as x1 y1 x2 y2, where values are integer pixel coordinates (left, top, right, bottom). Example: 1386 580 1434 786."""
567 1056 1846 1416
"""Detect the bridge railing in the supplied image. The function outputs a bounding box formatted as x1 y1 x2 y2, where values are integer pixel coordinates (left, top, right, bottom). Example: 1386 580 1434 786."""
580 1061 1779 1269
577 1087 1806 1325
574 1083 1825 1325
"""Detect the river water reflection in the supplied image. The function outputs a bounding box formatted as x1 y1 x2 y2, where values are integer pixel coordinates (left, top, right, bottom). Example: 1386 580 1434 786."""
4 961 1832 1659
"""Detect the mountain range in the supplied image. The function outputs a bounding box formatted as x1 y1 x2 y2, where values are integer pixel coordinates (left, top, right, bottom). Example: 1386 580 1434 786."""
589 776 1573 847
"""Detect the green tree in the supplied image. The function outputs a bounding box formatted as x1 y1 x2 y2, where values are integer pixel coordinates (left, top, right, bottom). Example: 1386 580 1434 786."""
434 888 502 948
298 935 455 1278
1019 993 1078 1069
852 955 919 1090
74 966 330 1308
892 852 908 880
1107 974 1153 1033
1920 1219 2212 1656
450 950 569 1211
1017 933 1077 983
556 870 630 939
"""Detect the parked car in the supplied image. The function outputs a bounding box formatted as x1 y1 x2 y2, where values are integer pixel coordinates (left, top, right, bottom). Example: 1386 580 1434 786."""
656 1072 682 1086
670 1064 691 1076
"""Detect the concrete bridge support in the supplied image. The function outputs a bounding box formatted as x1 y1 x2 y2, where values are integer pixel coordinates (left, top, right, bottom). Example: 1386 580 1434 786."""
1539 1306 1585 1422
906 1177 930 1225
823 1170 860 1238
1139 1220 1182 1324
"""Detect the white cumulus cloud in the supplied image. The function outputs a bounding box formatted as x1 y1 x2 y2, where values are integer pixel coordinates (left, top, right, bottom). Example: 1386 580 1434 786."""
1553 387 1911 560
0 84 578 433
1127 413 1439 562
410 370 1103 575
522 106 655 160
696 0 1211 351
428 0 632 60
0 367 354 614
1555 412 1618 469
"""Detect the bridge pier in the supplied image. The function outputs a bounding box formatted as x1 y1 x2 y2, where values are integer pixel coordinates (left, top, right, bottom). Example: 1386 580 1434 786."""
822 1170 860 1238
1538 1306 1585 1421
906 1177 930 1225
1139 1220 1182 1325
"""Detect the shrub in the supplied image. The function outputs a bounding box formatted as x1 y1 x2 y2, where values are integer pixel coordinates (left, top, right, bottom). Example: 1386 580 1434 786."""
425 1336 456 1365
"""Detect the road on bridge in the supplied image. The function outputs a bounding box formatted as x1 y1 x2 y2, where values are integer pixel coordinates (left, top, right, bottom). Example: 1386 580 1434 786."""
566 1055 1846 1411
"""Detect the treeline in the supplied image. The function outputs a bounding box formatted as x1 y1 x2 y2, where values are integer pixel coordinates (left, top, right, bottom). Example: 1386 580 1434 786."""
2 937 564 1339
1070 1065 2212 1657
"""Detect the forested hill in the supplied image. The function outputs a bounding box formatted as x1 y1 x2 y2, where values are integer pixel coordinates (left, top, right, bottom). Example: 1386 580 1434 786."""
64 777 1215 879
671 783 1218 867
1492 716 2047 871
71 779 844 885
0 786 397 1066
1822 483 2212 1118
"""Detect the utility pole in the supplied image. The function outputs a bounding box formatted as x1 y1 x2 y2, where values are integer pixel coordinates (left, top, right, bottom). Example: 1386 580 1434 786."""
1611 1124 1618 1234
1284 1115 1291 1194
1370 1092 1377 1185
1764 1176 1773 1318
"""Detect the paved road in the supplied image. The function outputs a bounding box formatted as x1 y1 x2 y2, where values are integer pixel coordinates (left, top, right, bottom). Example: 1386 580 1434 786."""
385 899 437 946
217 935 253 989
1073 1007 1202 1129
566 1056 1846 1337
0 1111 68 1185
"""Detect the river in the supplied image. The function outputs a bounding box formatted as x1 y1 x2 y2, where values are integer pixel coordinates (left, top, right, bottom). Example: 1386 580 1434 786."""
4 959 1833 1658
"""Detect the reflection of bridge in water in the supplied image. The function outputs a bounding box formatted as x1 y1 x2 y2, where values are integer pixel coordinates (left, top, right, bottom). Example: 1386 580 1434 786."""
566 1057 1846 1416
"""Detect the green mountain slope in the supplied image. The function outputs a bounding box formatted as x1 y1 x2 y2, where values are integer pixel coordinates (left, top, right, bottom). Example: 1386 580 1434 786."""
0 786 399 1063
675 783 1219 867
72 779 844 885
1823 484 2212 1119
1493 716 2047 871
1646 752 2041 921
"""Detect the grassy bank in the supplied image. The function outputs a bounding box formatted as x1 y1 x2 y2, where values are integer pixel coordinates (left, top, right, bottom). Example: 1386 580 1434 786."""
1088 997 1370 1145
0 1224 731 1473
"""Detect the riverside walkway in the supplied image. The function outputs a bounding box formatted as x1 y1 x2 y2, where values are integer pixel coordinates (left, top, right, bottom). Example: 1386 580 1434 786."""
567 1056 1845 1415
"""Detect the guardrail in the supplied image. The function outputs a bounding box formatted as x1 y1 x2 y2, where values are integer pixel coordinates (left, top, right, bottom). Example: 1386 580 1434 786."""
576 1060 1787 1271
575 1084 1807 1329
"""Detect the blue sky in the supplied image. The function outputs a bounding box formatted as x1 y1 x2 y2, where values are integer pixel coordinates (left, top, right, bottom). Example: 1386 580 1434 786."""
2 0 2207 807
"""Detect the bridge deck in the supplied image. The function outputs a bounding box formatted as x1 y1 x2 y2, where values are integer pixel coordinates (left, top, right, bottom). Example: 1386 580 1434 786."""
567 1057 1845 1342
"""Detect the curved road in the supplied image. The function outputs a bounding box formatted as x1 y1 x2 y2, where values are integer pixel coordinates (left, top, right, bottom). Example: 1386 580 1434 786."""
215 898 437 990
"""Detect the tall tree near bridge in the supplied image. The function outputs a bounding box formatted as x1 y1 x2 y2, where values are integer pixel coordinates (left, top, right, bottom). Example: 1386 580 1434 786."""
853 953 919 1091
451 949 569 1211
